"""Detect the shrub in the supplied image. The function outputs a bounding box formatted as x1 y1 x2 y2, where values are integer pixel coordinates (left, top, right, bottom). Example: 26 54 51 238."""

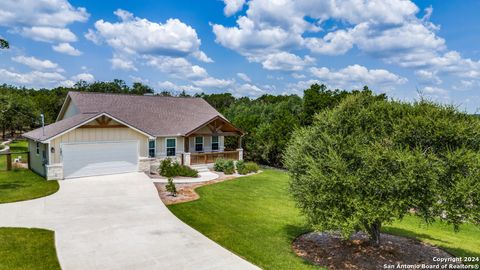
176 164 199 177
236 160 246 174
244 162 259 173
214 158 227 172
159 158 174 177
159 158 198 177
165 178 177 197
223 160 235 174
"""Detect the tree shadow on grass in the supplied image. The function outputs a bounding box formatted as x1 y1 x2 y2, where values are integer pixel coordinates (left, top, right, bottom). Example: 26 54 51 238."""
0 183 27 189
283 223 312 241
383 226 448 244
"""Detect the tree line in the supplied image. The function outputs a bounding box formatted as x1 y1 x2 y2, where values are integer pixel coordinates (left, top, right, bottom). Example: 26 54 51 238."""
0 80 380 167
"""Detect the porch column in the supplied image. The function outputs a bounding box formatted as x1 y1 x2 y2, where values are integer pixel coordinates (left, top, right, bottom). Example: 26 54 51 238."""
237 148 243 160
183 152 191 166
184 136 189 152
238 135 242 149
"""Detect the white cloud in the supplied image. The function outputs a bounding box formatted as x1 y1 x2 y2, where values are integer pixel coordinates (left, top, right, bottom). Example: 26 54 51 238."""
192 77 234 89
0 0 88 43
212 16 303 57
292 73 306 79
71 73 95 83
0 0 88 27
422 86 448 95
415 70 441 85
20 26 77 43
11 56 62 71
310 64 407 89
211 0 480 82
233 83 265 97
305 29 355 55
158 81 202 93
255 52 314 71
130 76 150 84
237 72 251 82
89 9 211 62
0 69 66 88
84 29 101 45
52 43 82 56
146 56 208 80
110 56 137 71
223 0 246 16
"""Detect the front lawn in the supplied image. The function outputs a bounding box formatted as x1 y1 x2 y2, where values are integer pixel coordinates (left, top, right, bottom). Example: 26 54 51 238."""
0 169 59 203
169 169 480 270
0 228 61 270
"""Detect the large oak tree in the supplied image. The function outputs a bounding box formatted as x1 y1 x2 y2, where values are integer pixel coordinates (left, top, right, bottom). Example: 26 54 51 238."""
284 92 480 245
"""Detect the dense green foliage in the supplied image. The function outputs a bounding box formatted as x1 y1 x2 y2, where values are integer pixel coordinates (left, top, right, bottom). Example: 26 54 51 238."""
169 170 480 270
236 160 260 175
0 228 60 270
0 169 59 203
284 92 480 244
213 158 235 174
159 158 198 177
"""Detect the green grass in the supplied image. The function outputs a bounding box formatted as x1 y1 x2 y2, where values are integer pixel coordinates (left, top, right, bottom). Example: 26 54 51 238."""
0 169 59 203
169 169 480 270
169 170 318 270
0 140 28 171
384 215 480 259
0 228 61 270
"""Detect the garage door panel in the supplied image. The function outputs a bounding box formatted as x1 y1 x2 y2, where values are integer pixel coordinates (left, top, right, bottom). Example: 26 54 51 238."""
62 141 138 179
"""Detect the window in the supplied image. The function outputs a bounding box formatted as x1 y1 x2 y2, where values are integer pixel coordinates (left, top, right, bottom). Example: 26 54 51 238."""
195 136 203 152
166 138 176 156
36 142 40 155
148 139 156 158
212 136 219 151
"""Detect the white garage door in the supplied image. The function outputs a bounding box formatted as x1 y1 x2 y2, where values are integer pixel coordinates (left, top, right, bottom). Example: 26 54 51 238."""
62 141 139 179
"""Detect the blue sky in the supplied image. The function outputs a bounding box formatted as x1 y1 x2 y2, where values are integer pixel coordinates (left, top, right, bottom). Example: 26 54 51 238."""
1 0 480 111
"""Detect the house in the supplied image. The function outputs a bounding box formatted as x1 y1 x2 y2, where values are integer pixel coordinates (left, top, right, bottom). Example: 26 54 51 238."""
23 92 244 180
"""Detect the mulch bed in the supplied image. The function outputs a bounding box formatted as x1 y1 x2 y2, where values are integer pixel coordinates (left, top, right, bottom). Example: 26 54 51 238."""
293 232 464 270
154 172 238 205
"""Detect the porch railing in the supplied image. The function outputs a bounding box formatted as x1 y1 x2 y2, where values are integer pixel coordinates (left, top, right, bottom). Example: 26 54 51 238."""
190 150 239 165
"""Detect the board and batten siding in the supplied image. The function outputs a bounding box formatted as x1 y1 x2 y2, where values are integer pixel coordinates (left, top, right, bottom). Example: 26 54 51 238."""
50 127 149 164
28 139 47 176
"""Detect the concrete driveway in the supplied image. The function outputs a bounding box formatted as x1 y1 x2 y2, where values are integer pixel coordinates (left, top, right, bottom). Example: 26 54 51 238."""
0 173 259 270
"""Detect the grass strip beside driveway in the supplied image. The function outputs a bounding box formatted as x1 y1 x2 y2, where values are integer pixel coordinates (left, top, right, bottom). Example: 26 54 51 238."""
0 228 61 270
0 169 59 204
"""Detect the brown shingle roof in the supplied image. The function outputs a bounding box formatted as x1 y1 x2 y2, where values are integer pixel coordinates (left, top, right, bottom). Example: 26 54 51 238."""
68 92 227 137
24 92 238 141
23 113 101 142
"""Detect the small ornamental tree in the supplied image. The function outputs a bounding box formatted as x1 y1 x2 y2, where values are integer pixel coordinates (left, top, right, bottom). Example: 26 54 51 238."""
284 92 480 246
160 158 178 197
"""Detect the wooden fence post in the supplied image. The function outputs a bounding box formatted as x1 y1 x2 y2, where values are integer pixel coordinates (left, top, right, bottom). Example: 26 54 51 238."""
27 152 31 170
6 153 12 171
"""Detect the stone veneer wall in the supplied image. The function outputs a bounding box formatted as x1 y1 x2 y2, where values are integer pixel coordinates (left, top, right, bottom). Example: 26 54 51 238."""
46 164 63 180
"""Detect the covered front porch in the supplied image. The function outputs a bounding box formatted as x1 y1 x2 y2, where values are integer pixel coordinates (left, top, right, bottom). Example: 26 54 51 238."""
182 116 244 166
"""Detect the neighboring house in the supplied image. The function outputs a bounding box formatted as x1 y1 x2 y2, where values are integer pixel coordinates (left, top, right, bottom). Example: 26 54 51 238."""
23 92 244 180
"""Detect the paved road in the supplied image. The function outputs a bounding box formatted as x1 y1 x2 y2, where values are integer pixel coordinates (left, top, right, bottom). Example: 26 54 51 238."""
0 173 259 270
